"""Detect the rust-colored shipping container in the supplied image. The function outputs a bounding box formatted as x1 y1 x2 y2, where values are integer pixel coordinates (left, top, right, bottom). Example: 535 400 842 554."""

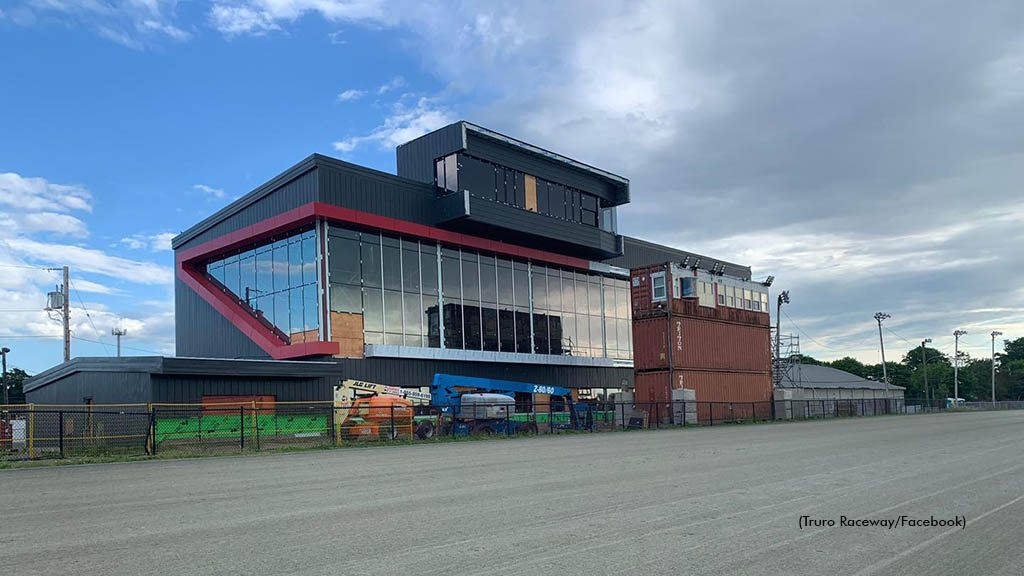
201 395 276 415
635 369 772 423
633 315 770 373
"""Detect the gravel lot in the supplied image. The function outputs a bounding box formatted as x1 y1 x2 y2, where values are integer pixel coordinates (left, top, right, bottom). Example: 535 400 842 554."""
3 410 1023 575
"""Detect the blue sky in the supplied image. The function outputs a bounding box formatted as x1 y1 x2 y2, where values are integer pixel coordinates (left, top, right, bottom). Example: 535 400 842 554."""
2 1 1023 374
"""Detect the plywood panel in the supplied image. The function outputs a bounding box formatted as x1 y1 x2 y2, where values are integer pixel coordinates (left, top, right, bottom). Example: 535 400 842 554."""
289 328 320 344
524 174 538 212
331 311 365 358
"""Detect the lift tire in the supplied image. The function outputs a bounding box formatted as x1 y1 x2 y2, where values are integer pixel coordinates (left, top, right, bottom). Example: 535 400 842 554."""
415 421 435 440
475 425 495 436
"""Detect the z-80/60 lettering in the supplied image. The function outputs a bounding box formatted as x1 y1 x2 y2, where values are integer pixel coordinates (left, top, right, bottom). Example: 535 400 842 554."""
532 385 556 395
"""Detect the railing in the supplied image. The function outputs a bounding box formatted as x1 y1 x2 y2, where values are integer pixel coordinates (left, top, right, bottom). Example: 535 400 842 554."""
0 398 1015 462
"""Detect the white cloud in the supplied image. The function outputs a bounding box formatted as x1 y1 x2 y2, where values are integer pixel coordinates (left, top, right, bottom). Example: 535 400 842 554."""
15 0 190 49
333 97 453 153
376 75 405 95
117 232 176 252
337 88 365 102
5 237 173 285
193 183 227 199
0 172 92 213
0 171 176 358
208 0 389 36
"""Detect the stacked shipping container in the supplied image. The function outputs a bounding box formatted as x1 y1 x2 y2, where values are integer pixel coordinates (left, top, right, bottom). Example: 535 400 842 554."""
631 263 773 422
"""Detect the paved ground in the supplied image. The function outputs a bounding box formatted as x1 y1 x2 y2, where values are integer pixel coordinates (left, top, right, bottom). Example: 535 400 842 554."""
3 411 1024 575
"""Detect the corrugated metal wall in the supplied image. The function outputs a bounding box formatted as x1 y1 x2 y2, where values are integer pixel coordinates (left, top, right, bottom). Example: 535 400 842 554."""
177 167 319 251
318 159 438 226
152 375 333 404
396 122 464 184
635 370 772 404
678 317 770 373
175 275 271 359
25 372 153 404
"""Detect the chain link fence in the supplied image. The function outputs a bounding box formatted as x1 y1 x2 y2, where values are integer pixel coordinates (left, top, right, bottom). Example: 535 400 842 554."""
1 397 1017 462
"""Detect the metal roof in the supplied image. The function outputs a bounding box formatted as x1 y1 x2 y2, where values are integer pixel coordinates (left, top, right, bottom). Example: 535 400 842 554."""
776 363 905 390
25 356 343 393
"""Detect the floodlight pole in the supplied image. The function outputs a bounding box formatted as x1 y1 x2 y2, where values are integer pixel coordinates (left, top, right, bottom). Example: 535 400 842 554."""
1 347 9 406
112 327 127 358
921 338 931 407
63 265 70 363
953 329 967 402
774 291 789 388
991 331 1002 406
874 313 890 391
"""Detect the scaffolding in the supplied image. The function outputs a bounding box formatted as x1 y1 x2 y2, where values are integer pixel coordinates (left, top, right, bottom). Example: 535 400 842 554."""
772 332 802 388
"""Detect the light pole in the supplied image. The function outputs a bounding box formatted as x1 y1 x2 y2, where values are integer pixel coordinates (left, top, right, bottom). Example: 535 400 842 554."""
920 338 931 408
774 290 790 388
1 346 9 406
991 331 1002 407
953 329 967 402
874 313 891 390
112 327 127 358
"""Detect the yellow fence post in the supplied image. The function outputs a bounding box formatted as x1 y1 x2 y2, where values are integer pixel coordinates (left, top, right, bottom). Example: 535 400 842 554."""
147 403 153 455
28 403 35 459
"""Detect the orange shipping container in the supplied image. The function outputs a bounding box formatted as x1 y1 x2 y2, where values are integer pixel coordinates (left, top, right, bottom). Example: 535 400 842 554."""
635 370 771 403
632 316 770 373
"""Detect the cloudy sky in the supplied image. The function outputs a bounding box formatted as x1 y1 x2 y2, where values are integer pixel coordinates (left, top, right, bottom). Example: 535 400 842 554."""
1 0 1022 373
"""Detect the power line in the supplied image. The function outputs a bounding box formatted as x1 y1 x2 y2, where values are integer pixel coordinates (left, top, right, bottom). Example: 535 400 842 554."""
781 308 837 351
71 335 165 356
884 326 917 347
68 279 114 354
0 333 166 355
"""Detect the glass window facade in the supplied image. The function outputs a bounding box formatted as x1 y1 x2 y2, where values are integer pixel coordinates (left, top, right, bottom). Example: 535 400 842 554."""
325 222 632 360
438 153 614 232
205 228 320 344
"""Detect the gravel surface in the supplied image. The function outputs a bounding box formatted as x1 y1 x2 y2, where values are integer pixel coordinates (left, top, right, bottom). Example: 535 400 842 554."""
3 410 1023 575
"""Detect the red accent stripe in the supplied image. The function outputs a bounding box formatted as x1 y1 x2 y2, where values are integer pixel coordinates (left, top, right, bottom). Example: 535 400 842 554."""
177 252 340 360
176 201 595 359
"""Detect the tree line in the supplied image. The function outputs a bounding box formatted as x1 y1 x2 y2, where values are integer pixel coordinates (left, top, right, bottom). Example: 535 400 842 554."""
799 337 1024 401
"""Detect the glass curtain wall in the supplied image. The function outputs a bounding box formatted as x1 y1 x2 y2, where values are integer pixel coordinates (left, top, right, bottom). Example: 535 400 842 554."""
324 222 632 360
205 228 320 343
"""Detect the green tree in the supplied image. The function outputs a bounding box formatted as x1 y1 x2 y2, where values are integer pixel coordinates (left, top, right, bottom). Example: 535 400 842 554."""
2 367 28 405
827 357 869 378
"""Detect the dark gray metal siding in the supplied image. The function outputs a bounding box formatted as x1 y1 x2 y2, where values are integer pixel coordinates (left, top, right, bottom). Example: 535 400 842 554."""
175 275 270 359
152 375 333 403
317 158 438 226
395 122 465 184
25 371 153 404
176 167 318 251
605 236 752 280
445 197 621 259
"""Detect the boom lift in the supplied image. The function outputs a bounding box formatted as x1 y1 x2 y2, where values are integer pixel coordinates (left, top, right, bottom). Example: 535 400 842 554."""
430 374 579 435
333 379 432 441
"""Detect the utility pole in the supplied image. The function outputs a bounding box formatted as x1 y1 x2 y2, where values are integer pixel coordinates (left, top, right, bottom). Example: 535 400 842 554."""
774 290 790 387
112 327 127 357
921 338 931 407
874 313 891 390
991 331 1002 407
62 265 70 363
953 329 967 402
1 347 9 406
